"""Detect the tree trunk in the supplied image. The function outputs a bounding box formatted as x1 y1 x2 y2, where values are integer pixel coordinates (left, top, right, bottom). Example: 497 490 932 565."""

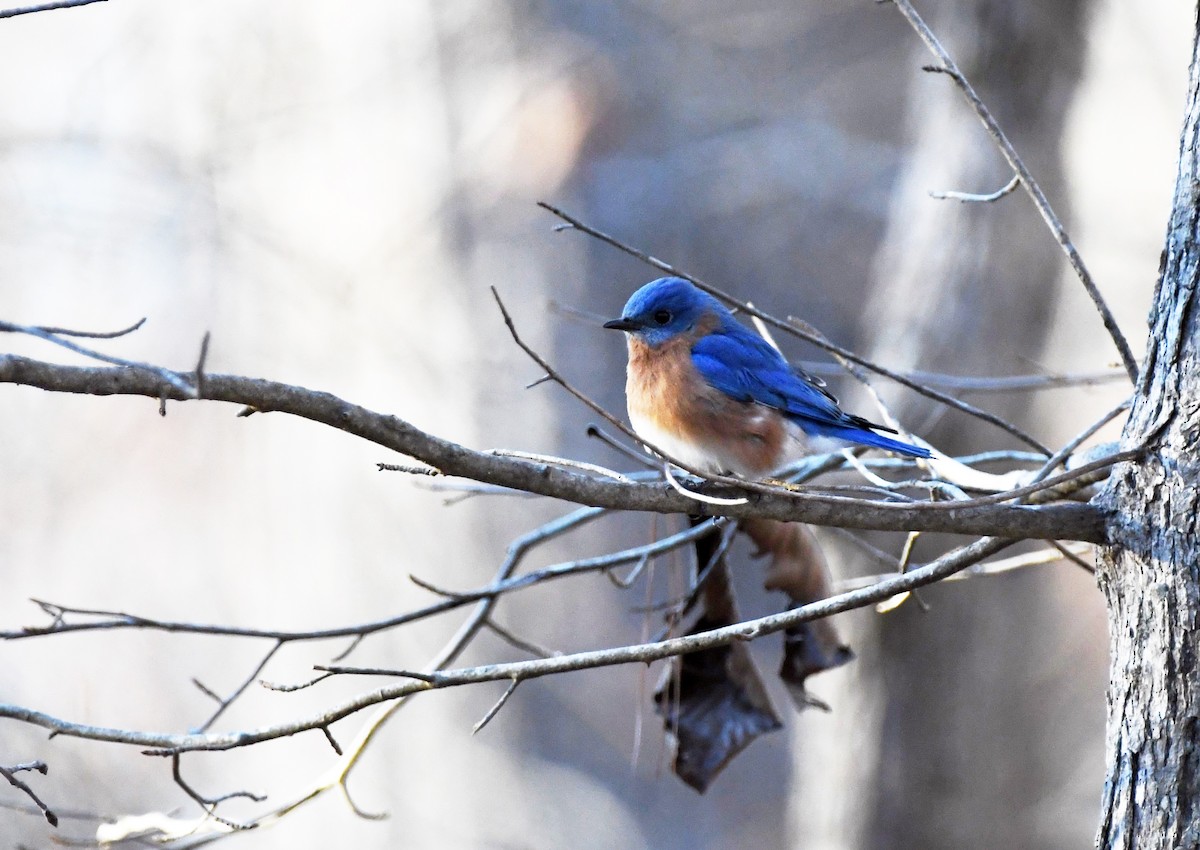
1096 9 1200 848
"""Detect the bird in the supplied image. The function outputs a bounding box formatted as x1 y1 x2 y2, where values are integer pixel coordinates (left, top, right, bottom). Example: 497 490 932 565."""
603 277 930 478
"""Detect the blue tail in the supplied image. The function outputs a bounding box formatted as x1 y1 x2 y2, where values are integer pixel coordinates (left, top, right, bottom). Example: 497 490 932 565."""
812 424 931 458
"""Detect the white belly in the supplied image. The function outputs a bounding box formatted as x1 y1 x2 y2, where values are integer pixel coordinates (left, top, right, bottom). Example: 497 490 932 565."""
629 408 847 478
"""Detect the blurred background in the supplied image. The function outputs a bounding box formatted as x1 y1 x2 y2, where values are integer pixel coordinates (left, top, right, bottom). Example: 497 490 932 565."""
0 0 1189 847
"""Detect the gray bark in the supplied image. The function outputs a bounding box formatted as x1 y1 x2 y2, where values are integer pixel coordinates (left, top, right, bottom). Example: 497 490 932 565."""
1096 10 1200 848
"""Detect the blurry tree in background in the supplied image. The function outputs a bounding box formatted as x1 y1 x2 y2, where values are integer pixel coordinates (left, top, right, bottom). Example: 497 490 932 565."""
805 2 1093 848
0 1 1189 849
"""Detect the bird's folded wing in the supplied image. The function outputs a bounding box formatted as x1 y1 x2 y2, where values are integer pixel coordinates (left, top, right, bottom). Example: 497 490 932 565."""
691 332 847 427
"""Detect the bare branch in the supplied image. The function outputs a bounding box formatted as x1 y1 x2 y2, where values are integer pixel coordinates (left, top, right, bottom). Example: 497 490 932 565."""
5 593 467 643
890 367 1127 393
0 761 56 827
483 617 561 659
0 321 197 397
377 462 441 476
1049 540 1095 573
836 541 1092 590
471 679 520 734
0 355 1107 540
0 536 1012 753
1032 399 1130 481
194 642 282 733
585 423 659 467
416 517 724 602
27 317 145 339
340 781 386 821
868 367 1128 394
929 174 1020 202
194 330 211 400
488 448 633 482
0 0 105 18
171 755 263 831
888 0 1139 383
549 306 1124 393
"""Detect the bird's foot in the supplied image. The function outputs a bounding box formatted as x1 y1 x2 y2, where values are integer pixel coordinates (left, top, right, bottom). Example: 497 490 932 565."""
761 477 802 492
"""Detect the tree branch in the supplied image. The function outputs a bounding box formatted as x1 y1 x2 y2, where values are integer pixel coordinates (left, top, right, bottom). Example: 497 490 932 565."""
0 0 104 18
0 353 1108 541
0 761 56 827
0 536 1012 753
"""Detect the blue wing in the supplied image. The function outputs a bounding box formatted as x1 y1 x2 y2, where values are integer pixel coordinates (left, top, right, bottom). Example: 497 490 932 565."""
691 329 844 424
691 327 930 457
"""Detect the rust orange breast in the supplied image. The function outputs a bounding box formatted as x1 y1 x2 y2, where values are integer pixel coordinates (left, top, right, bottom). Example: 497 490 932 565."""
624 331 788 477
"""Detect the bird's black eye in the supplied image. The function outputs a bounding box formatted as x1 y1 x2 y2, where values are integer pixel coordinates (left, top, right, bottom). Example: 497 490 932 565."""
653 309 672 325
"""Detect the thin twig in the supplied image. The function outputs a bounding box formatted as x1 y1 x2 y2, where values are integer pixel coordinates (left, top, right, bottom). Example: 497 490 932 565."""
9 593 469 643
490 286 733 481
887 0 1138 383
1049 540 1095 574
837 541 1092 590
471 679 520 734
194 641 282 733
488 448 633 482
929 174 1020 202
29 317 145 339
875 530 922 613
484 617 561 658
314 667 440 682
411 517 723 604
0 356 1109 540
0 320 197 397
0 0 105 18
194 331 211 400
662 355 1125 394
320 726 343 756
0 761 56 827
822 525 904 572
606 552 652 589
585 423 660 468
1029 399 1131 482
171 755 261 832
340 781 386 821
378 463 442 476
537 201 1051 454
662 462 749 505
0 538 1014 754
886 367 1127 393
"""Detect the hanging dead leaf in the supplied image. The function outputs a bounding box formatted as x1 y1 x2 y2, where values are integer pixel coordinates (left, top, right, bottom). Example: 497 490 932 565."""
655 612 783 793
654 521 782 792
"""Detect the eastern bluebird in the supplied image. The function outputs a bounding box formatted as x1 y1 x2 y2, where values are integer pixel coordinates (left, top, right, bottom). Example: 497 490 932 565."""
604 277 931 478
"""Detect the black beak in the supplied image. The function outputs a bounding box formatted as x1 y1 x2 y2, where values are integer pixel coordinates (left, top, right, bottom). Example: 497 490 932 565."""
603 317 641 332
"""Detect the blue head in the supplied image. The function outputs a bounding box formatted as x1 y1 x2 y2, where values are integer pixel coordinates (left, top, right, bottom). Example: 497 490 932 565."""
603 277 729 347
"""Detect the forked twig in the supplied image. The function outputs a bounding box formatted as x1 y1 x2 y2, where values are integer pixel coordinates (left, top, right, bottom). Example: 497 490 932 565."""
0 318 198 397
0 761 56 826
887 0 1138 383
